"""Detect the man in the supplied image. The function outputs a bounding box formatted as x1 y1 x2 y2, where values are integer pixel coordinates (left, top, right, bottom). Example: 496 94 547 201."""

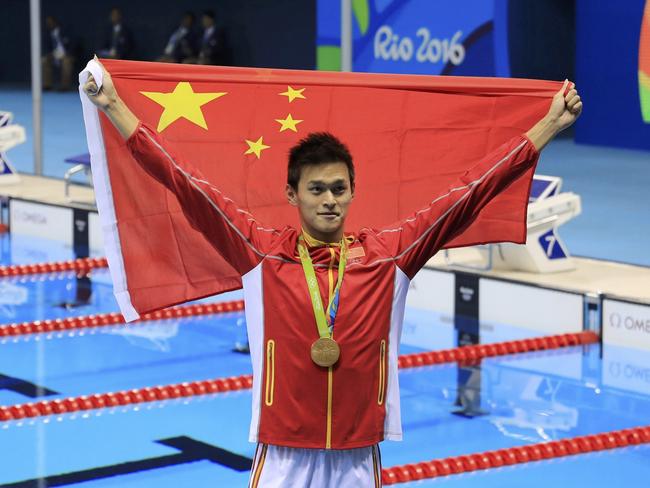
42 15 75 91
183 10 227 65
82 62 581 486
157 11 197 63
98 7 133 60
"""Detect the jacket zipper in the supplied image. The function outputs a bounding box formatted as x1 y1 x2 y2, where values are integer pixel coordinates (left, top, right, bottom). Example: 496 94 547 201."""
326 246 336 449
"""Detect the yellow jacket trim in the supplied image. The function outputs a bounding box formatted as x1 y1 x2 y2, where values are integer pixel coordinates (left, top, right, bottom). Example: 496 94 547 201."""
265 340 275 406
378 340 386 405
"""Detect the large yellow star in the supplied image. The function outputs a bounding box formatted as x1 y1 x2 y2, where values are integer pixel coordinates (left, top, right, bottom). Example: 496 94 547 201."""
244 136 270 158
275 114 303 132
140 82 226 132
279 85 306 102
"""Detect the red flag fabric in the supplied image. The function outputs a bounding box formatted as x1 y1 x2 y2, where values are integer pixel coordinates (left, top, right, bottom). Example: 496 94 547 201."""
80 59 558 321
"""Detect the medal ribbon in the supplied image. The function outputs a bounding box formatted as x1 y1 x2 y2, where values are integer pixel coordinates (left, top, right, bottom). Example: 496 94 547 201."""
297 235 347 338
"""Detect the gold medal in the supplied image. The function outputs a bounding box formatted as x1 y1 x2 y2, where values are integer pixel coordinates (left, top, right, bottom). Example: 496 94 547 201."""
310 337 340 367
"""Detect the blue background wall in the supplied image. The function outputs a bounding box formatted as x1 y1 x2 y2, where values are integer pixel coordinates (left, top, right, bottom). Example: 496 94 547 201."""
575 0 650 151
508 0 575 81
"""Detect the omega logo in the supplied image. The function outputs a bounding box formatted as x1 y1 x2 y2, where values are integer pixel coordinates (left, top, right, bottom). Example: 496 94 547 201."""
609 313 622 328
608 312 650 333
17 211 46 225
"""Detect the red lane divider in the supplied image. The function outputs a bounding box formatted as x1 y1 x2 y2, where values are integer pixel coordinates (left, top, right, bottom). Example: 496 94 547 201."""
397 331 598 369
381 425 650 484
0 300 245 338
0 375 254 422
0 257 108 278
0 330 596 422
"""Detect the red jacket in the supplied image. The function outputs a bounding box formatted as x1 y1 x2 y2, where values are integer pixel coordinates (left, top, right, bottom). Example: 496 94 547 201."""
127 122 539 449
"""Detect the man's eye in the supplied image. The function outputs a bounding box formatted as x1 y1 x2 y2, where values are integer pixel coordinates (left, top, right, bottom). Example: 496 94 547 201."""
310 187 323 193
333 187 345 194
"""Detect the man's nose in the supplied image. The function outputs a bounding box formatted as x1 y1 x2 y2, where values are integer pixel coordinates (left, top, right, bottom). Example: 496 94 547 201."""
323 191 336 206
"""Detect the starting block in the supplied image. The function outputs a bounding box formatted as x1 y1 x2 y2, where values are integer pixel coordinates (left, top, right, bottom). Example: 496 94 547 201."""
443 174 582 273
0 111 24 185
64 152 92 201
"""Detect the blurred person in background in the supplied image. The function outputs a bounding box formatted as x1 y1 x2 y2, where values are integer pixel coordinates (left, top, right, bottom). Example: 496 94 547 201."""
42 15 75 91
98 7 133 60
184 10 228 65
157 11 198 63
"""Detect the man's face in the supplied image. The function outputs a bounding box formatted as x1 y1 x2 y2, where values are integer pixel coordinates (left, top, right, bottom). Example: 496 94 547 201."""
286 162 354 242
182 15 193 28
110 9 121 25
202 15 213 29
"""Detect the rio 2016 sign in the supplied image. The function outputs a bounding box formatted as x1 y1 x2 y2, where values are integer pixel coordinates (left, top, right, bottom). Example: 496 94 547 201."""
317 0 510 76
374 27 465 66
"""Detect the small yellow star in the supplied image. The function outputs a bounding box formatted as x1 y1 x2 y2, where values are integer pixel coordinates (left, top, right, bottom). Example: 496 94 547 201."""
244 136 270 158
140 82 226 132
275 114 303 133
279 86 306 103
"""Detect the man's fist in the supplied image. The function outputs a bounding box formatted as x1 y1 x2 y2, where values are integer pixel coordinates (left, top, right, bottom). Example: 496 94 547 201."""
82 56 118 112
547 79 583 132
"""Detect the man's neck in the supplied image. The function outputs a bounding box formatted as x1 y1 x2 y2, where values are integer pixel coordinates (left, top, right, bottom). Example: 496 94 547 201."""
301 227 343 246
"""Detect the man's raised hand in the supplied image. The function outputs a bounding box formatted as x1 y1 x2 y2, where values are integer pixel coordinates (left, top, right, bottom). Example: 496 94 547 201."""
83 56 118 112
82 56 139 139
547 79 583 132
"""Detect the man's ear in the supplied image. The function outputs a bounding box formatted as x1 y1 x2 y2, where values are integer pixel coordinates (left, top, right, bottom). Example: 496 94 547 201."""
286 183 298 207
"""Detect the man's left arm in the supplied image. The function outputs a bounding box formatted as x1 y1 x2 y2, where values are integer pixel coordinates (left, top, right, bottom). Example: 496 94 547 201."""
375 80 582 279
526 80 582 152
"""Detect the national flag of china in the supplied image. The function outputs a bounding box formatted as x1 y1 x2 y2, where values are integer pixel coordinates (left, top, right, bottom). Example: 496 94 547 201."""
80 59 559 320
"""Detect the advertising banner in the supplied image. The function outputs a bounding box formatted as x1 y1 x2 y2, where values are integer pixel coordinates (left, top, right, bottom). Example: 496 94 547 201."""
317 0 510 76
602 298 650 350
479 278 584 336
601 298 650 394
9 200 73 246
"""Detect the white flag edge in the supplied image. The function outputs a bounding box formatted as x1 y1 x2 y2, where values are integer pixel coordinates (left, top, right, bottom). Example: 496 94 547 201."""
78 59 139 323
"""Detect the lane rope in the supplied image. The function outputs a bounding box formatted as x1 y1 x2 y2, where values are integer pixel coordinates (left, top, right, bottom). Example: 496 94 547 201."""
0 375 254 422
0 257 108 277
0 331 596 422
0 301 245 337
398 331 597 369
381 425 650 484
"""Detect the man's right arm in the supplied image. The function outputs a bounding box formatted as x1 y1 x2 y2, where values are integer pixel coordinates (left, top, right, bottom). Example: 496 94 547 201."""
104 96 139 139
126 122 281 274
82 59 280 275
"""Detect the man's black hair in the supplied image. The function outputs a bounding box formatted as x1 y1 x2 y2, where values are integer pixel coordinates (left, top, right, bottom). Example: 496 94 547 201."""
288 132 355 191
202 10 216 21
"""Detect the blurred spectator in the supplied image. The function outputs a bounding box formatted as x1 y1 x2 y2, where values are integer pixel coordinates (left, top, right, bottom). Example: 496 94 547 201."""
42 15 75 91
98 7 133 59
184 10 228 65
157 12 197 63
